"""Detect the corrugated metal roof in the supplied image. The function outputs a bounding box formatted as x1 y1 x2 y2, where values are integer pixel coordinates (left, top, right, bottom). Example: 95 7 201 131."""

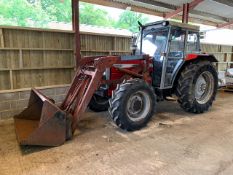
83 0 233 29
196 0 233 19
138 0 193 6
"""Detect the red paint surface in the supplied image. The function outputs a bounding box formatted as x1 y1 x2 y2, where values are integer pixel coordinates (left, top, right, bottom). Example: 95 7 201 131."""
185 53 199 61
107 59 146 96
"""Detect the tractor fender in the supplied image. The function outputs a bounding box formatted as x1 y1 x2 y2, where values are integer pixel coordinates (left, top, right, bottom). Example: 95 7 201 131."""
185 53 218 62
171 54 218 92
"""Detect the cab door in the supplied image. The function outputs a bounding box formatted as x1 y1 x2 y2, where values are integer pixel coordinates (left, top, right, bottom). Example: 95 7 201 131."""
161 27 186 89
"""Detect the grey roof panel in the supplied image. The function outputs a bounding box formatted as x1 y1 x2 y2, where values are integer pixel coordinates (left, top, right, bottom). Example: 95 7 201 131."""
148 0 193 6
84 0 233 28
195 0 233 19
111 0 233 26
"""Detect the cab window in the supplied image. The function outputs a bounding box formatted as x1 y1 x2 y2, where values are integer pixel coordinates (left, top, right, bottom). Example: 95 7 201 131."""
187 31 199 53
169 28 186 58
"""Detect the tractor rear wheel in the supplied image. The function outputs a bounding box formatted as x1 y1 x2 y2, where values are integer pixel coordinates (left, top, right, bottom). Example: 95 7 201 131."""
176 61 218 113
89 94 109 112
109 79 156 131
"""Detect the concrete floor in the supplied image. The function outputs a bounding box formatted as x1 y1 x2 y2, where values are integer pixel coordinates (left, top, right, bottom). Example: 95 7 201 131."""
0 92 233 175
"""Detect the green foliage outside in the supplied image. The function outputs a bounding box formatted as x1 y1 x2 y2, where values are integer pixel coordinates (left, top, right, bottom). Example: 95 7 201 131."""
0 0 149 32
115 10 148 32
0 0 50 27
79 3 115 27
40 0 72 22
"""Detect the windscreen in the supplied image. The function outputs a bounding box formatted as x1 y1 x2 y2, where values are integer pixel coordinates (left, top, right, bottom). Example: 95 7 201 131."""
139 27 169 57
137 27 170 88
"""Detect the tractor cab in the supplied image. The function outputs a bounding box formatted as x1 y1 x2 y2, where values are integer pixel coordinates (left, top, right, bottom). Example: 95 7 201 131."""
135 20 201 89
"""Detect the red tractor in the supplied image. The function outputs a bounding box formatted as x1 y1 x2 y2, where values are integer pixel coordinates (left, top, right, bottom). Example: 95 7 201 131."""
14 21 218 146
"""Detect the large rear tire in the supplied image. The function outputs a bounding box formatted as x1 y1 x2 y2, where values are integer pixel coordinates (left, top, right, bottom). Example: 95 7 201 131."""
109 79 156 131
176 61 218 113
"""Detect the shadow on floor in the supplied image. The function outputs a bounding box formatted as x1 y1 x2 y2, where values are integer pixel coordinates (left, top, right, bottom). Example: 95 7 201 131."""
19 145 52 155
17 99 215 155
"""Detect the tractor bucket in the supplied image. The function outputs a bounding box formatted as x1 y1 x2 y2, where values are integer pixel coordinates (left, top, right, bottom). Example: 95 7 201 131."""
14 89 71 146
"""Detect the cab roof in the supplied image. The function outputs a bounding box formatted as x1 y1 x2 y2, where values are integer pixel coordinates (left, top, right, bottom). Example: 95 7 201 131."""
144 20 200 31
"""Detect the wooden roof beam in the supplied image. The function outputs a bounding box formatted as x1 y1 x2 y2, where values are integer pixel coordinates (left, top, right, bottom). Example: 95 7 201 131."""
190 10 229 22
134 0 176 10
217 20 233 28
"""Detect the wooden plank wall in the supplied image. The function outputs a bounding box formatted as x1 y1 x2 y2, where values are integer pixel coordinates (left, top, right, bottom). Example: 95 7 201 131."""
0 26 232 92
201 43 233 70
0 26 131 91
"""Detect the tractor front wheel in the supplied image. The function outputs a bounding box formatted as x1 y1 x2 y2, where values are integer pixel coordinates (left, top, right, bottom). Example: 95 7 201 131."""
176 61 218 113
109 79 156 131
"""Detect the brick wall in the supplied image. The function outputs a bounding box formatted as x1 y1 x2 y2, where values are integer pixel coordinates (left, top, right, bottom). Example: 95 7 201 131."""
0 85 69 120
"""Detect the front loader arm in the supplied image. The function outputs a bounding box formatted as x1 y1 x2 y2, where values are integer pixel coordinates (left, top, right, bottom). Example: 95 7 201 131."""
60 56 120 132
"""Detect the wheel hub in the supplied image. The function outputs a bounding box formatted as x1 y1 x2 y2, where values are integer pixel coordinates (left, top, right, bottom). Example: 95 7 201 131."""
195 71 214 104
129 95 143 114
196 77 207 96
200 83 207 91
126 91 151 122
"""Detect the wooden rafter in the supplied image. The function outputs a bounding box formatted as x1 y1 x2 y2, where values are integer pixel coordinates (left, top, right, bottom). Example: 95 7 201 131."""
217 20 233 28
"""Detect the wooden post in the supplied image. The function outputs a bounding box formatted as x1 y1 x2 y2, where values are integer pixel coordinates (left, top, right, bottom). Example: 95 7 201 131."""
9 70 13 89
19 49 23 68
42 32 46 67
72 0 81 68
0 29 4 48
113 36 116 51
231 46 233 68
182 3 189 23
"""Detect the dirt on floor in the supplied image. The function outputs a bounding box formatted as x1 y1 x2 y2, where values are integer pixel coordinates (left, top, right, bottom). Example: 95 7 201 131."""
0 91 233 175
